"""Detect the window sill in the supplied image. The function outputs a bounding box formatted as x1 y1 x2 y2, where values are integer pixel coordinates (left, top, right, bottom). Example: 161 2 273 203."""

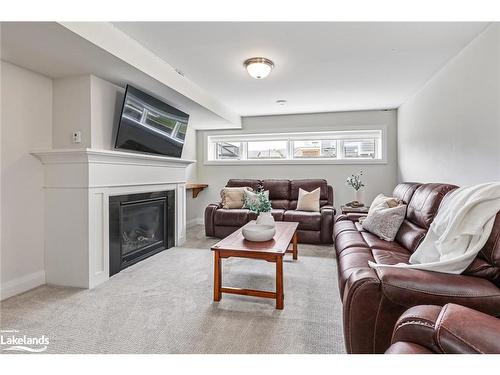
204 158 387 166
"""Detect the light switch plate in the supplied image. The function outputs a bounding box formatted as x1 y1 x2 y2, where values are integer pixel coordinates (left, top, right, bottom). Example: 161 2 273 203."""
72 131 82 144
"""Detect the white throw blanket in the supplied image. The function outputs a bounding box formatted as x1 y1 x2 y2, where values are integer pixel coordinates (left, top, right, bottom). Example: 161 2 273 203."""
369 182 500 274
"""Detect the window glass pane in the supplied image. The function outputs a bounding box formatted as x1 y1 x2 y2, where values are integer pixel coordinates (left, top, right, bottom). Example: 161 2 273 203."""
293 140 337 158
216 141 241 159
343 139 376 158
247 141 287 159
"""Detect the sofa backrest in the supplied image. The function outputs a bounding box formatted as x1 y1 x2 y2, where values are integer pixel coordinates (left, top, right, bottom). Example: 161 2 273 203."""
392 182 422 204
262 179 291 209
226 179 261 191
395 183 457 253
224 178 333 210
464 212 500 286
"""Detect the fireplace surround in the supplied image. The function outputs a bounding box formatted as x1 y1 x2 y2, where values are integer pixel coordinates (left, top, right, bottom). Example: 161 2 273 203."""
32 148 194 288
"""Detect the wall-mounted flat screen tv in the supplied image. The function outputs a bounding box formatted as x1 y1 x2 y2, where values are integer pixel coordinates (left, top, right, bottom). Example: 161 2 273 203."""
114 85 189 158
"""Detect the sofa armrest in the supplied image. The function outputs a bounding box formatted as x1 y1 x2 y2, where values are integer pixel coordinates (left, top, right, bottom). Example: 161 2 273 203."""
390 305 442 353
320 205 336 215
391 304 500 354
376 267 500 314
204 203 221 237
320 205 335 244
334 213 366 222
346 213 367 222
434 303 500 354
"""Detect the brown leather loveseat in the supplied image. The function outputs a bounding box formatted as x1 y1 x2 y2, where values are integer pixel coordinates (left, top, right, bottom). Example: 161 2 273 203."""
333 182 500 353
386 303 500 354
205 179 335 244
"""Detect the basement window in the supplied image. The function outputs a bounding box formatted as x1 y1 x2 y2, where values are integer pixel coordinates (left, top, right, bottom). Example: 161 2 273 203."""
206 128 385 164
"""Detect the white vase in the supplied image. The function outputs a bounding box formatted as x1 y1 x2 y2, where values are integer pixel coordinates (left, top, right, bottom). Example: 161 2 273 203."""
256 211 275 227
354 189 365 205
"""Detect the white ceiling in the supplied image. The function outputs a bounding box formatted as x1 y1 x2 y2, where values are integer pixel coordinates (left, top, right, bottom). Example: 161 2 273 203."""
113 22 489 116
1 22 240 129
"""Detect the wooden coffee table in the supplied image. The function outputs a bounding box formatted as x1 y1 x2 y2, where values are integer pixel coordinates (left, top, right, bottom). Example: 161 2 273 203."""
211 221 299 310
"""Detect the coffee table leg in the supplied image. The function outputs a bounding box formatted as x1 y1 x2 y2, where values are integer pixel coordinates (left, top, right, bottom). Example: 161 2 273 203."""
276 255 284 310
214 250 222 302
292 231 298 260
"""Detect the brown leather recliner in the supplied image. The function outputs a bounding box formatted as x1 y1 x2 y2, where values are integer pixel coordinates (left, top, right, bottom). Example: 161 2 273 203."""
205 179 335 244
334 182 500 353
386 303 500 354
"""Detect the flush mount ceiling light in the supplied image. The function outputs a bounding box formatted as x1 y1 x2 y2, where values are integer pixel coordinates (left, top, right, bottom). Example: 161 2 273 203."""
276 99 287 106
244 57 274 79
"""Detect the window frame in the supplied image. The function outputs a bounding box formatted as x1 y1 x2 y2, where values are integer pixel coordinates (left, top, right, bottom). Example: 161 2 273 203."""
204 125 387 165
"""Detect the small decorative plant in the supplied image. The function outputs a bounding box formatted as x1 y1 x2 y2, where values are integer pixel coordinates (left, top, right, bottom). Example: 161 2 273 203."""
346 171 365 191
244 191 272 214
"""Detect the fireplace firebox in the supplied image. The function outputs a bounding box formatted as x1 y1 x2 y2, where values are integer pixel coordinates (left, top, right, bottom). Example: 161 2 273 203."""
109 190 175 276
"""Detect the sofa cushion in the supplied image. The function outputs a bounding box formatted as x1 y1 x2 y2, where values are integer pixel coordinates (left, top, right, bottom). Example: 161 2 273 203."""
361 232 410 254
226 179 261 191
270 199 290 210
464 257 500 287
406 183 457 229
214 208 249 226
335 231 369 254
393 183 422 204
270 209 285 221
395 220 427 253
283 210 321 231
371 249 410 265
479 212 500 268
262 179 290 200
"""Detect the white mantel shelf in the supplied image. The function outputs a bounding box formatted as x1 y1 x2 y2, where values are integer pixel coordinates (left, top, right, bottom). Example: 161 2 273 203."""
31 148 196 167
33 148 194 289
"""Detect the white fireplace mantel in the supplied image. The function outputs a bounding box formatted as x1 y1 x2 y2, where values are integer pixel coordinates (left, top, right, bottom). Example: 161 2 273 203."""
32 148 195 289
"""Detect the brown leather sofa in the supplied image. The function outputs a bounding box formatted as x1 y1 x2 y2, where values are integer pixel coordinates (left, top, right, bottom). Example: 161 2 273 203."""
205 179 335 244
333 182 500 353
386 303 500 354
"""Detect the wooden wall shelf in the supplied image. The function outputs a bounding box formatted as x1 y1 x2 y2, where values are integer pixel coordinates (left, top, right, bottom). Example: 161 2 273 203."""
186 183 209 198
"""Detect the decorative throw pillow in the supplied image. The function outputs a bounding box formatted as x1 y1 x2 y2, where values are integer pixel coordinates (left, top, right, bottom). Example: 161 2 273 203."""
368 194 400 214
362 202 407 241
296 187 320 212
243 190 270 208
220 187 253 209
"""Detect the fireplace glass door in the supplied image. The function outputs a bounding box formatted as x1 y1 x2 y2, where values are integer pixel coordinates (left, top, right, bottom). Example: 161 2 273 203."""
120 199 165 261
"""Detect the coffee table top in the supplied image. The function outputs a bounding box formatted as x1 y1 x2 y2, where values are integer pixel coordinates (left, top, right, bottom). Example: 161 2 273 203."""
211 221 299 254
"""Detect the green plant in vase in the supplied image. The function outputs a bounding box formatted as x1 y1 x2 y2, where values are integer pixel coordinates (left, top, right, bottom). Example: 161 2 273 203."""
244 191 274 226
346 171 365 206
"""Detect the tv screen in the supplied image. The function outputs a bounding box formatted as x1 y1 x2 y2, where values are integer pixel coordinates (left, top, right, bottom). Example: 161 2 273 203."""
115 85 189 158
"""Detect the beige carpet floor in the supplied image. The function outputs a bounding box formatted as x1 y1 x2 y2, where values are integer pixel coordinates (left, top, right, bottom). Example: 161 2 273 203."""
0 226 345 353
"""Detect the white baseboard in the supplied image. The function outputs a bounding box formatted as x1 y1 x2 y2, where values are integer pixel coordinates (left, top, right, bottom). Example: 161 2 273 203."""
1 270 46 301
186 217 204 229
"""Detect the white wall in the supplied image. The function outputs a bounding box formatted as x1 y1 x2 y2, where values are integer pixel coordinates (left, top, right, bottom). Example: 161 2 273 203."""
53 74 124 150
1 61 52 299
398 24 500 185
90 75 124 150
188 110 398 221
53 75 92 148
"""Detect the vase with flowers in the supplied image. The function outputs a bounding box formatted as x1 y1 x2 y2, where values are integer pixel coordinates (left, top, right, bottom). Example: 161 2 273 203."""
244 191 275 227
346 171 365 206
